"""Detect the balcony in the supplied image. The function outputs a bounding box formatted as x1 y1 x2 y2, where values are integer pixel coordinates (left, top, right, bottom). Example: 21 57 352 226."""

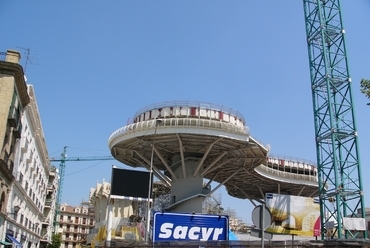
65 228 78 233
41 230 48 237
42 217 50 224
0 151 15 179
8 105 20 128
21 139 28 153
49 166 57 177
26 153 33 164
13 122 22 139
60 219 73 224
44 198 53 207
30 162 36 171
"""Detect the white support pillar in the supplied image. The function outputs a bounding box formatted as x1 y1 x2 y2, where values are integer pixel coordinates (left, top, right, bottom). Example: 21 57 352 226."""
106 199 113 246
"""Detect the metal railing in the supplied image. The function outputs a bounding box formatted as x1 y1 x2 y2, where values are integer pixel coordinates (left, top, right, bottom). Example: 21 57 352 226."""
256 164 318 183
267 153 317 167
109 117 248 145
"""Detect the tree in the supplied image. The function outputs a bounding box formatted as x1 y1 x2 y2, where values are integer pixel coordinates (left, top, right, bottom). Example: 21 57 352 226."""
360 79 370 105
47 233 62 248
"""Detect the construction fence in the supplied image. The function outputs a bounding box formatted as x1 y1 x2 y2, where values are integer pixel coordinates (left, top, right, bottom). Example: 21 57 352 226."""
92 239 370 248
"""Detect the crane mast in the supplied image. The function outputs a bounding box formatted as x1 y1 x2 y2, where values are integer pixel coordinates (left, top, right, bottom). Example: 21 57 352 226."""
50 146 114 232
303 0 366 239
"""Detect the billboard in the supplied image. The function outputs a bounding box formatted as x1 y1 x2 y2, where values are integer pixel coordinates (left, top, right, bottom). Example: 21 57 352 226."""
153 212 229 242
265 193 320 237
110 167 150 199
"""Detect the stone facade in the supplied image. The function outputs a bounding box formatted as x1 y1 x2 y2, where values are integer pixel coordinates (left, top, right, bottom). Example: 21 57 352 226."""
0 50 58 248
0 50 30 245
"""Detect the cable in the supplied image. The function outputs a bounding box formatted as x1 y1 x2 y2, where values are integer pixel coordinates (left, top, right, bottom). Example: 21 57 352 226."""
64 160 108 176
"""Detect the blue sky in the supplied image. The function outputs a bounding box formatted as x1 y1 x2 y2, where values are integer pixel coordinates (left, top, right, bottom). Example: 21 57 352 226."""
1 1 369 224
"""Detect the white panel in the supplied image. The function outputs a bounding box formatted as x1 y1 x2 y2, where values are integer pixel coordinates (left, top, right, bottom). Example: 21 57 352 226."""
229 115 235 125
174 107 181 116
163 107 170 117
180 107 188 116
343 217 366 231
199 108 207 118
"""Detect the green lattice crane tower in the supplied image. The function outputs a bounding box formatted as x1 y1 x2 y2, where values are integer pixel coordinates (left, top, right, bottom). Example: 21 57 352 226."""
50 146 115 233
303 0 367 239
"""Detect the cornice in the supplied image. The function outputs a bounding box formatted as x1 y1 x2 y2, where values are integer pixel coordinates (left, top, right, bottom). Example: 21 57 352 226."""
0 61 30 107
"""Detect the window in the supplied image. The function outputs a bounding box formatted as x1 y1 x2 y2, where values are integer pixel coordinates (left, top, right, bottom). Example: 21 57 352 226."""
0 192 5 212
20 214 24 225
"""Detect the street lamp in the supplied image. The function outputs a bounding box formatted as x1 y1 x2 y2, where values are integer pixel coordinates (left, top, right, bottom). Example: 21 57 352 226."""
9 205 20 218
145 119 163 243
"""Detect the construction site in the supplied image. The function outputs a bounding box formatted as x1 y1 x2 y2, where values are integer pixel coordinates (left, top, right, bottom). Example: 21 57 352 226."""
55 1 369 247
1 1 369 248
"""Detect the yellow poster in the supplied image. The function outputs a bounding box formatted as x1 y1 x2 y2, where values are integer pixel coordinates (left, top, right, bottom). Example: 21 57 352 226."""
265 193 320 237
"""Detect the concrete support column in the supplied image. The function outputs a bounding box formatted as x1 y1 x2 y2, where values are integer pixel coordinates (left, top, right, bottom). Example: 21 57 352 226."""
106 200 113 247
170 154 211 213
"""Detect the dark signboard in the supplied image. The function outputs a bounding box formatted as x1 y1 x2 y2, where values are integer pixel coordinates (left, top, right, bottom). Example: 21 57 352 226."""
110 167 150 199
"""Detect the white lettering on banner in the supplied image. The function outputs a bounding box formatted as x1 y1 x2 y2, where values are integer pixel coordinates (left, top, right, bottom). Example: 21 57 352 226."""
158 222 223 241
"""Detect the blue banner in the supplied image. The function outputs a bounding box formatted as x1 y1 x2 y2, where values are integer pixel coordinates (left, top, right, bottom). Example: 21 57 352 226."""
153 212 229 242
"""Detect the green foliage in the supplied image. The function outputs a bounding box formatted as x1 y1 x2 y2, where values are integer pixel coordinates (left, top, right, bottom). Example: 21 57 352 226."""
47 233 62 248
360 79 370 105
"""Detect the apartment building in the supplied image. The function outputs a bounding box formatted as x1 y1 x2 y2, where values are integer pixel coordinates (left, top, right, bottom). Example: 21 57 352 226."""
0 50 59 248
0 50 30 246
12 84 58 248
58 203 95 248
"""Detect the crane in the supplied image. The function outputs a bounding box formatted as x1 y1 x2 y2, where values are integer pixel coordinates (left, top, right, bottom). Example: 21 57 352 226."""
49 146 115 232
303 0 366 239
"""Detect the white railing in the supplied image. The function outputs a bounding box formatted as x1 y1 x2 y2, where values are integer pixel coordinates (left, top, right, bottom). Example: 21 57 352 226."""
256 164 318 183
109 117 249 144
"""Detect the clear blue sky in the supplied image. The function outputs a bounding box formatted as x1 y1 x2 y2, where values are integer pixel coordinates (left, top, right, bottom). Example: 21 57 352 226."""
1 1 369 224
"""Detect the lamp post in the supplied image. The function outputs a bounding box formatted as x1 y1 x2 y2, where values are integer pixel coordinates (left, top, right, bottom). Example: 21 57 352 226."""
145 119 162 243
9 205 20 219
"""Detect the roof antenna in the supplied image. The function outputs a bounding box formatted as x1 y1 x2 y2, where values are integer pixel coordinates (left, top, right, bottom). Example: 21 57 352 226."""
16 47 39 73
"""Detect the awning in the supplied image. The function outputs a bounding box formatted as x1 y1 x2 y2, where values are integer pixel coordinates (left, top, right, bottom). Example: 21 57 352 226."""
6 235 22 247
0 240 12 245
